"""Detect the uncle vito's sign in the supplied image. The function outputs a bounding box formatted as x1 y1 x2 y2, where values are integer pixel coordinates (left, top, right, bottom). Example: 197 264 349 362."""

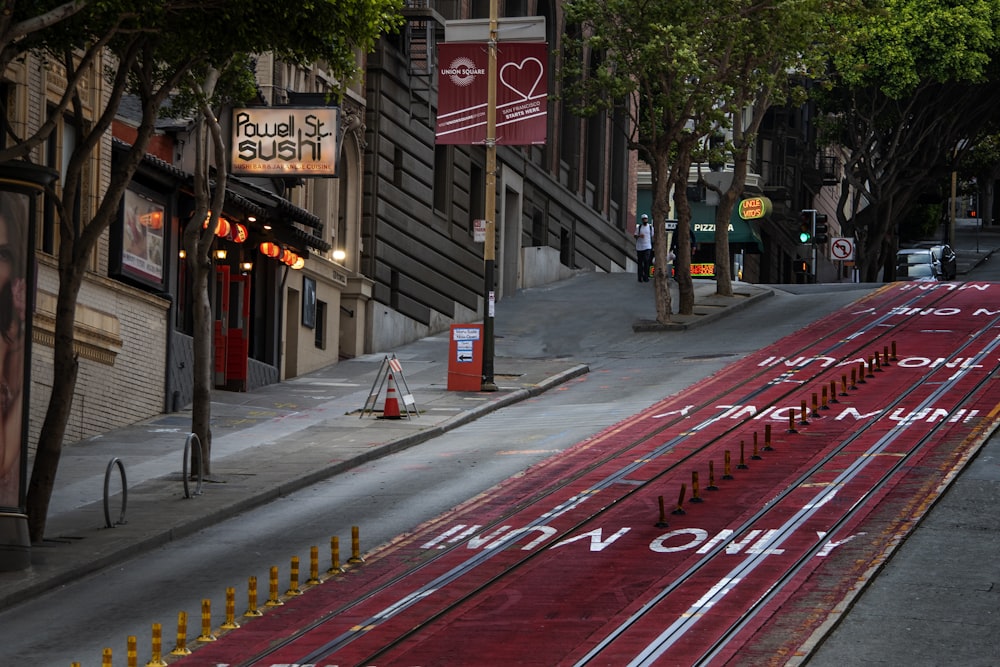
231 107 340 177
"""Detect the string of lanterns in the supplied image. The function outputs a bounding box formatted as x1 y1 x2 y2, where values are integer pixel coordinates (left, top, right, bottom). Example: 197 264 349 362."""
201 212 305 270
259 241 305 269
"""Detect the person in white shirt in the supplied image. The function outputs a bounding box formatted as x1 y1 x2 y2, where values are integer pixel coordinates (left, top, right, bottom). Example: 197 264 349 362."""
634 213 653 282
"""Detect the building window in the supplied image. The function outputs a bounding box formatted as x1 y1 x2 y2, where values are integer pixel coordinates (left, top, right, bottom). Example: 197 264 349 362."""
41 112 81 257
314 300 326 349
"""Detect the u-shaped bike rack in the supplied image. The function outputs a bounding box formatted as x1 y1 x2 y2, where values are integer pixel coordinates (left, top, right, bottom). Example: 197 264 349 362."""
103 457 128 528
183 432 204 498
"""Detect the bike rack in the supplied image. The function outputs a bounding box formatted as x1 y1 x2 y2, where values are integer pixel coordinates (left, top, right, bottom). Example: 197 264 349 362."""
103 457 128 528
183 433 204 498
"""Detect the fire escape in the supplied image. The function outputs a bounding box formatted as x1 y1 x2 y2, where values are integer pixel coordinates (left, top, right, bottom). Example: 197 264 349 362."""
402 0 447 122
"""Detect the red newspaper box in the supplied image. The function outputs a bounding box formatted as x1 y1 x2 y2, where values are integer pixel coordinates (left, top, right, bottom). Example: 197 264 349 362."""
448 324 484 391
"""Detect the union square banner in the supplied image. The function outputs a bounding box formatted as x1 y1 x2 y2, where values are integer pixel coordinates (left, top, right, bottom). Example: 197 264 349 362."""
436 42 548 145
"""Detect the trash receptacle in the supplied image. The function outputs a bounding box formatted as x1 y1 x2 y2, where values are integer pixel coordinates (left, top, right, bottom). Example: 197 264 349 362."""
447 324 483 391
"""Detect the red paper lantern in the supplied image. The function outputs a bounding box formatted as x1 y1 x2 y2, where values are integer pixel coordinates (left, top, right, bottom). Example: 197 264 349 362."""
214 218 231 238
281 249 294 264
259 242 281 258
231 223 248 243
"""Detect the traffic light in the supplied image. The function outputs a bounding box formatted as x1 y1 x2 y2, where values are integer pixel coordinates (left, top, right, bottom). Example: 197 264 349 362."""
813 213 829 244
798 210 813 243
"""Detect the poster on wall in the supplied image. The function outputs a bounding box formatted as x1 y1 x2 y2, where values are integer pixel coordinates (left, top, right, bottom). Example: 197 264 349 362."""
121 189 165 285
436 42 548 145
0 191 29 510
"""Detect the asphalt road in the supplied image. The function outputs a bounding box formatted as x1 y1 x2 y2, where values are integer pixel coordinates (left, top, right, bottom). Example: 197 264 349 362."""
0 279 884 666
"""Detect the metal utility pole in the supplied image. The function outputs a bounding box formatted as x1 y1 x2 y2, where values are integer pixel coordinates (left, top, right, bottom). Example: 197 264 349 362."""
481 0 498 391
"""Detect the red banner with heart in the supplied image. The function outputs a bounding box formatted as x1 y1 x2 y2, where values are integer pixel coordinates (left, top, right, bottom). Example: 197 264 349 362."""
436 42 548 145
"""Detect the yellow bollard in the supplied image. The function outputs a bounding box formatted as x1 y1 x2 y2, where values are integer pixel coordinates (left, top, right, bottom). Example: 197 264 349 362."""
266 566 283 606
751 434 762 460
349 526 364 564
103 648 113 667
690 471 703 503
286 556 302 596
197 598 217 642
672 483 687 515
737 440 749 469
128 635 137 667
787 409 797 434
308 546 322 585
874 352 882 372
821 385 830 409
245 576 263 617
811 392 820 418
328 536 343 575
146 623 167 666
841 373 849 395
170 611 191 656
655 495 669 528
764 423 774 451
857 362 866 384
891 340 898 361
883 345 891 366
222 587 240 629
706 460 719 490
829 379 838 404
723 450 734 479
799 400 810 425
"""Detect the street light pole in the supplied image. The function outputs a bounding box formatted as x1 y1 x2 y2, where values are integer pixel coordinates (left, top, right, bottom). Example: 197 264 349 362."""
481 0 498 391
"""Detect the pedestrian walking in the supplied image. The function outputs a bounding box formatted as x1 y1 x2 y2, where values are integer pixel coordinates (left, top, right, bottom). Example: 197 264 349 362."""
635 214 653 282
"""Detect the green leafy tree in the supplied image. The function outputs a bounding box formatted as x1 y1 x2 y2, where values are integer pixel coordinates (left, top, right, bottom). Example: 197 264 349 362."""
820 0 1000 281
20 0 402 542
562 0 831 319
694 1 833 296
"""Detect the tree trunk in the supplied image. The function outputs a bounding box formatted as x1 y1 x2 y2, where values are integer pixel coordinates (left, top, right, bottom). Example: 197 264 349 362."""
189 242 214 476
673 139 696 315
25 267 82 542
712 143 753 297
651 157 673 324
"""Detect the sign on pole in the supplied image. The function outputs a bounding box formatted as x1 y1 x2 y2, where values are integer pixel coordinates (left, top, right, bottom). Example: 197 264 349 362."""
436 42 548 145
829 237 855 261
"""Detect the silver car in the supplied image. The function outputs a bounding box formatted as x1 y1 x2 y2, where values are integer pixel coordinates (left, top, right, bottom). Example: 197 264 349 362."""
895 248 937 281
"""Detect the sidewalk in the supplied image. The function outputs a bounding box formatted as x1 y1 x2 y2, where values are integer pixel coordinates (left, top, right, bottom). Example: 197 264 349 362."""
0 276 774 610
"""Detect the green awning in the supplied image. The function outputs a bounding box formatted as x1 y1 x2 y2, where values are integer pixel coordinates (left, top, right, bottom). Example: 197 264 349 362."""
691 202 763 251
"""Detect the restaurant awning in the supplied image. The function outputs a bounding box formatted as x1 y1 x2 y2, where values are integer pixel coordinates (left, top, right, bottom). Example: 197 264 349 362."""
691 202 763 252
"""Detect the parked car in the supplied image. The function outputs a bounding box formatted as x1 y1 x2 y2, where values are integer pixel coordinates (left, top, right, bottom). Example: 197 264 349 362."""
895 248 938 281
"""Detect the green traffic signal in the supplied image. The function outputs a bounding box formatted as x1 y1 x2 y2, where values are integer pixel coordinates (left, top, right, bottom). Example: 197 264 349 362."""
799 211 813 243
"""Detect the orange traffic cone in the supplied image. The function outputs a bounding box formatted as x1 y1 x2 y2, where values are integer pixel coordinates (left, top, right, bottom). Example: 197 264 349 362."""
380 373 402 419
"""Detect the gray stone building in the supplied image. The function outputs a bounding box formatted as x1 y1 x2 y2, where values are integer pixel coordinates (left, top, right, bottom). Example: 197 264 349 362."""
361 0 636 351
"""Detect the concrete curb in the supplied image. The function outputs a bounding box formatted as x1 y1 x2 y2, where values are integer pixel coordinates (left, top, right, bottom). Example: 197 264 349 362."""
632 287 774 332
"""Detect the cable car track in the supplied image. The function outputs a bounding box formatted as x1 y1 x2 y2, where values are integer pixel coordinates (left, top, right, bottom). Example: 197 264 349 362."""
207 284 999 667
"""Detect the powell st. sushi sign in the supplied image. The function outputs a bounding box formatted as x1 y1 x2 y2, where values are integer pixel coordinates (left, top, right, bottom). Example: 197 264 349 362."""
231 107 340 177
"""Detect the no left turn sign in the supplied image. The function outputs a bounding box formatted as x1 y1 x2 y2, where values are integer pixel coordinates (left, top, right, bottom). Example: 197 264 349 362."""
830 236 855 261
